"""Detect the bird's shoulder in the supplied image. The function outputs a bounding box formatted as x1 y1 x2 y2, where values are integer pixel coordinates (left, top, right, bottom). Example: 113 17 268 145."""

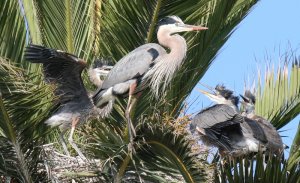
113 43 166 66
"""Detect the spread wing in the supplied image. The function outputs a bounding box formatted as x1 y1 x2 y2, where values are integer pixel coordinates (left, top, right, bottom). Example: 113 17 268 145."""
191 104 242 128
24 44 89 103
191 104 244 151
100 43 166 89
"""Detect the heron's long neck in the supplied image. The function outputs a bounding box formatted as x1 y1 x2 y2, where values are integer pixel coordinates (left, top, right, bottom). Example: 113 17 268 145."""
145 30 187 97
157 30 187 62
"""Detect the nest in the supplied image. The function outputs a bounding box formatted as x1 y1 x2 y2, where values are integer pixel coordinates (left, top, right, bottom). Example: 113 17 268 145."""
40 143 104 183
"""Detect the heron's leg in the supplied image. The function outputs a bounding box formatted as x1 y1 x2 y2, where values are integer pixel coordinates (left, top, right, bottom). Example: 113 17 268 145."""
125 82 138 152
59 129 70 156
68 117 86 160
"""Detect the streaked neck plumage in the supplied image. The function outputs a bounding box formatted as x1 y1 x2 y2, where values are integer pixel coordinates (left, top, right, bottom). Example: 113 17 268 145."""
145 28 187 97
157 29 187 62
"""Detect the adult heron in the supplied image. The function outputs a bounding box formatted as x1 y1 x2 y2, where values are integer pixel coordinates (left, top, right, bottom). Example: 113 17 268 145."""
93 16 208 145
240 90 285 156
25 45 113 159
191 85 269 157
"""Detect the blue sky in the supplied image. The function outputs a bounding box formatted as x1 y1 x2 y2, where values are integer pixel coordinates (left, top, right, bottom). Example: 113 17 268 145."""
187 0 300 150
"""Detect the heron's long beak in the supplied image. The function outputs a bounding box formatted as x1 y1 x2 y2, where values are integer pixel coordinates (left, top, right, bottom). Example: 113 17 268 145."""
183 24 208 31
198 89 219 100
199 82 215 92
198 88 228 105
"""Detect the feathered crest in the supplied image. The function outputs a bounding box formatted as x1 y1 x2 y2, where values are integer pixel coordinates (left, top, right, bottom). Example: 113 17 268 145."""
215 84 239 106
244 90 256 104
215 84 233 99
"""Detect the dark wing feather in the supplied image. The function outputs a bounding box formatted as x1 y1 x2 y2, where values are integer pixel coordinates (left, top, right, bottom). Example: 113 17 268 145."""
192 104 244 151
100 43 166 89
242 118 268 144
252 116 284 153
24 44 89 103
192 104 241 128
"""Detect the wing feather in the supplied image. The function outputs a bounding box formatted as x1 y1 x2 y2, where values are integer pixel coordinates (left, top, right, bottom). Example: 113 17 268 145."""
24 44 89 103
192 104 242 128
101 43 166 89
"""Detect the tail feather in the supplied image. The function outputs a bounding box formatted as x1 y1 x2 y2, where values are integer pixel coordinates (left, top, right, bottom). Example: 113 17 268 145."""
92 87 115 118
92 87 115 108
96 100 114 118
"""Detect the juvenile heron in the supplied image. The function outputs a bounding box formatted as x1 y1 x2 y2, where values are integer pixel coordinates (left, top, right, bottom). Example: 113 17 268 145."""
191 85 268 157
240 90 285 156
93 16 208 146
88 59 114 87
25 45 113 159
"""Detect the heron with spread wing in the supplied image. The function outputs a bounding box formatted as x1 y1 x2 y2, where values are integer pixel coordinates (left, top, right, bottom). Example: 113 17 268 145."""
191 85 269 157
25 45 112 159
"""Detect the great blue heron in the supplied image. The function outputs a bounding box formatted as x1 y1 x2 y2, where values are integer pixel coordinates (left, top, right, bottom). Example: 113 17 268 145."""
191 85 269 157
25 45 113 159
240 90 285 156
92 15 208 146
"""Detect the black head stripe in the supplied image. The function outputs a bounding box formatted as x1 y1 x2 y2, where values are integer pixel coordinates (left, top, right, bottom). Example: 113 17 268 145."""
156 16 182 32
157 16 177 26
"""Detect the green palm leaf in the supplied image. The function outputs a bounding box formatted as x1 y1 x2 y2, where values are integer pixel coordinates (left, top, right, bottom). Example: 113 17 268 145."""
86 115 210 182
21 0 97 62
216 154 300 183
0 0 26 64
0 58 52 181
255 59 300 129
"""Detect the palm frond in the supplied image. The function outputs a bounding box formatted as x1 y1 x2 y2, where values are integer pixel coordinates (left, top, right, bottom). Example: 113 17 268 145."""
0 0 26 63
255 57 300 129
21 0 42 44
0 58 52 181
86 113 211 182
216 154 300 183
288 123 300 170
135 122 210 183
23 0 96 62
